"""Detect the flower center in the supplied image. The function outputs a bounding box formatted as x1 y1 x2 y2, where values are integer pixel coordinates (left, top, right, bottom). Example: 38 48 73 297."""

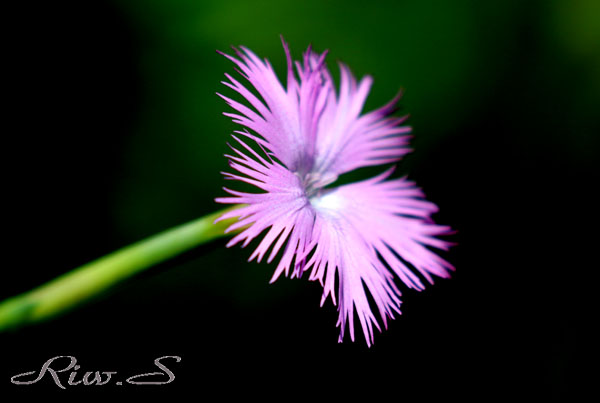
297 171 338 199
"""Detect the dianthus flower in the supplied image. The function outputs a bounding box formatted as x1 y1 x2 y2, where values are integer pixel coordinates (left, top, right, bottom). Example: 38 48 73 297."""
216 39 454 346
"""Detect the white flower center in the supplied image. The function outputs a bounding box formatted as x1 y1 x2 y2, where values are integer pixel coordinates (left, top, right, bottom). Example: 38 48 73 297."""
310 190 343 212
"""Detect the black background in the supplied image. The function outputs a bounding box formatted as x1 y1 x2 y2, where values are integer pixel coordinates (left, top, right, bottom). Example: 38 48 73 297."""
2 0 596 399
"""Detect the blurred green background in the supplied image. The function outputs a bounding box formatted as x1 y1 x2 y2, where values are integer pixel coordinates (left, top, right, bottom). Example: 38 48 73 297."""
3 0 598 398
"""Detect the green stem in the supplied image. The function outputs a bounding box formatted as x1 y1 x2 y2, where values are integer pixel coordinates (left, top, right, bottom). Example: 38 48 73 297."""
0 206 241 332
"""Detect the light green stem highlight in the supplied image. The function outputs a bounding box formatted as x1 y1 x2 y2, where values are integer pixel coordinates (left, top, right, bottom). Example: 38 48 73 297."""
0 206 240 332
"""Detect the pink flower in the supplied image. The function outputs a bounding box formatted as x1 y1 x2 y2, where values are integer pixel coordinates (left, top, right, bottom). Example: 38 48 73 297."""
216 38 454 346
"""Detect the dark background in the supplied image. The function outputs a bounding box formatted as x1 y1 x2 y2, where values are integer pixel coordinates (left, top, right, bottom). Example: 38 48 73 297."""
2 0 597 399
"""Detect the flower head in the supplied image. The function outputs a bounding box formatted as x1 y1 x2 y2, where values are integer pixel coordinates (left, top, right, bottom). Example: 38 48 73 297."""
216 38 454 346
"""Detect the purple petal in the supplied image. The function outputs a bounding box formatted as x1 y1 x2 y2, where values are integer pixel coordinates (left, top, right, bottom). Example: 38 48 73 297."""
305 169 453 346
219 41 411 176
